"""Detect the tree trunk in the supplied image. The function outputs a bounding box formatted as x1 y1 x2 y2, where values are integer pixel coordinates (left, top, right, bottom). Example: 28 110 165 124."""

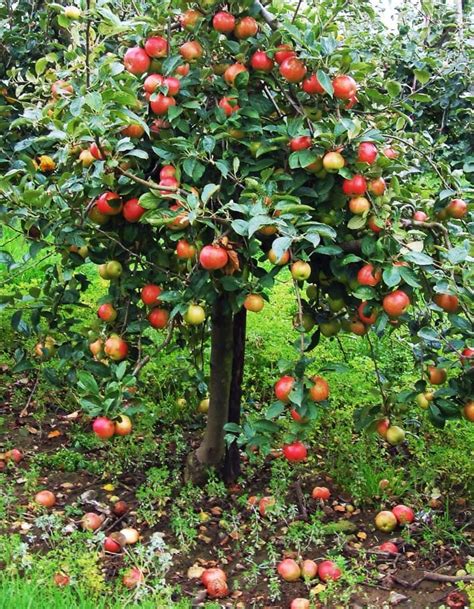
224 307 247 483
185 294 234 482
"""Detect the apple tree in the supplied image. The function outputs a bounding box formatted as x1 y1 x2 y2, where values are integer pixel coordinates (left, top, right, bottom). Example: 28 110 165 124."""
0 0 472 483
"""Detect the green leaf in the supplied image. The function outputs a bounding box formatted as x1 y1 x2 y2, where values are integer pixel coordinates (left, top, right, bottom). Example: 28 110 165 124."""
446 246 468 265
386 80 402 97
316 70 333 97
399 266 421 287
115 361 127 381
231 219 249 236
201 183 220 205
404 251 434 266
410 93 432 103
413 69 430 84
347 215 366 230
266 401 285 419
271 236 292 260
382 266 401 288
77 371 100 395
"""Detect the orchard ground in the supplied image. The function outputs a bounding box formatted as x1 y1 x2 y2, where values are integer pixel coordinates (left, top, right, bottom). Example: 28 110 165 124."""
0 248 472 608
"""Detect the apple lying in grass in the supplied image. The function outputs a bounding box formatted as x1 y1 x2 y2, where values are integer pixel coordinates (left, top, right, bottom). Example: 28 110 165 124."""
374 510 398 533
392 504 415 525
122 566 144 589
312 486 331 501
81 512 104 531
277 558 301 582
318 560 342 581
35 490 56 508
379 541 399 553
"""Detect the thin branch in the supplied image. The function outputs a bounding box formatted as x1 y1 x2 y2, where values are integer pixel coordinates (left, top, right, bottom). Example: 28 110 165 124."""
254 0 278 29
401 219 451 249
386 134 453 191
85 0 91 88
293 277 306 353
292 0 303 23
366 333 388 407
132 321 175 376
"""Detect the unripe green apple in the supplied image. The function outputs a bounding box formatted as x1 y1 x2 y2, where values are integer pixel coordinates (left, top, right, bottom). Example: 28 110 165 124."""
291 261 311 281
105 261 123 279
64 6 82 19
319 319 341 337
386 425 405 445
415 393 429 409
184 304 206 325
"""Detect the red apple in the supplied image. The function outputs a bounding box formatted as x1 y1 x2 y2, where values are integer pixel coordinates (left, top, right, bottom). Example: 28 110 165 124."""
176 239 196 259
312 486 331 500
201 568 227 587
302 74 324 94
206 578 229 598
35 490 56 508
357 142 378 164
244 294 265 312
379 541 398 553
274 375 295 402
97 303 117 323
445 198 467 219
289 136 312 152
97 191 122 216
122 566 144 589
104 534 124 553
283 441 307 462
342 175 367 195
148 308 169 329
123 47 150 75
5 448 23 464
141 284 161 306
291 260 311 280
113 500 129 517
332 75 357 99
212 11 235 33
223 63 247 86
323 151 345 171
318 560 342 582
357 301 378 325
179 40 203 61
250 50 274 72
434 293 459 313
150 94 176 115
392 504 415 525
218 96 240 116
199 245 228 270
92 416 115 439
279 57 307 83
357 264 381 287
144 36 168 58
81 512 104 531
268 248 290 265
368 177 386 196
376 418 390 438
277 558 301 582
163 76 180 96
234 16 258 39
274 44 295 64
309 376 329 401
123 198 145 223
383 290 410 317
349 196 370 215
412 210 428 223
300 559 318 579
259 496 275 516
291 600 310 609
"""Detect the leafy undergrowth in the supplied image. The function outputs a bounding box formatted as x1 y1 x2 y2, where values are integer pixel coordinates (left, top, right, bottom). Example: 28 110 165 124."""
0 369 473 608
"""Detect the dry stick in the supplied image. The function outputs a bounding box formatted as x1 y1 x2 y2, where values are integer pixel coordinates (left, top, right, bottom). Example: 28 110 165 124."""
392 572 474 589
19 372 41 418
262 84 285 118
294 479 308 520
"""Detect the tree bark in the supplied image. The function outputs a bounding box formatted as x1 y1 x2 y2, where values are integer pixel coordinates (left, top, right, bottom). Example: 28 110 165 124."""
224 307 247 483
185 294 234 482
